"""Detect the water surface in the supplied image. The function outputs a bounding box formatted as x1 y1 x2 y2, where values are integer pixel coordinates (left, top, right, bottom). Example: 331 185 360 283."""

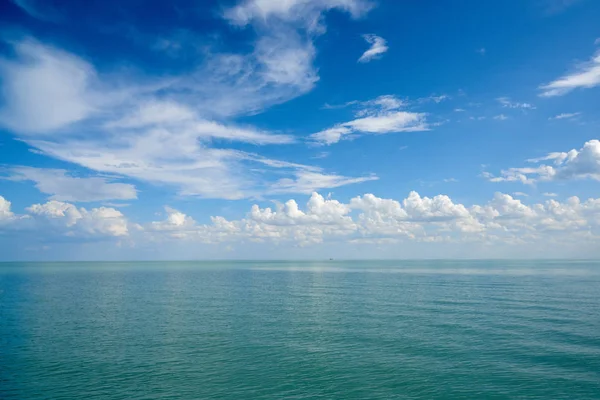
1 260 599 399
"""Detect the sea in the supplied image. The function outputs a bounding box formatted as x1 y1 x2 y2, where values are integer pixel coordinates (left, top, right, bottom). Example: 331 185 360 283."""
1 260 599 399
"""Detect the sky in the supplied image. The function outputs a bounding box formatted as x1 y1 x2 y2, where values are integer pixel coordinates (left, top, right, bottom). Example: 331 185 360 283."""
1 0 600 260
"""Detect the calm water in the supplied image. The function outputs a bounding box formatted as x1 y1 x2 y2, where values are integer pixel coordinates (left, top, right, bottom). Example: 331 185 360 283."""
1 260 600 399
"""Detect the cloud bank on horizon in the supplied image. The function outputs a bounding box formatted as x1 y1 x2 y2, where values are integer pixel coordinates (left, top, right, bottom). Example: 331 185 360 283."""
1 0 599 259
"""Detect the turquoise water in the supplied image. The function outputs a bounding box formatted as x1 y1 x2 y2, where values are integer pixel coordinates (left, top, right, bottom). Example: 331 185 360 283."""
1 260 600 399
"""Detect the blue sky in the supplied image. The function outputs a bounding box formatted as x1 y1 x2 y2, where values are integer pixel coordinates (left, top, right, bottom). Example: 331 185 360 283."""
1 0 600 260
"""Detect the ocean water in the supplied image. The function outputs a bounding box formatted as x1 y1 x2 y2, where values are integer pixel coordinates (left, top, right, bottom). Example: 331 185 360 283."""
1 260 600 399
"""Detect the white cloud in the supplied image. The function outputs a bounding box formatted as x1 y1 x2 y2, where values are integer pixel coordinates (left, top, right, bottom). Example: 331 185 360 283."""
146 192 357 245
11 0 62 22
0 197 132 240
107 100 294 145
0 196 15 222
512 192 529 197
146 190 600 248
549 112 581 120
309 126 353 145
25 133 251 200
26 130 374 199
346 111 427 133
485 139 600 183
454 108 466 112
311 95 428 145
251 192 353 226
496 97 536 109
268 170 378 194
493 114 508 120
216 1 372 116
3 190 600 254
103 203 130 208
539 51 600 97
0 3 379 200
543 192 558 197
185 32 319 118
0 37 366 199
0 40 98 133
224 0 374 27
363 94 406 111
311 151 330 159
418 94 449 104
358 34 388 63
324 95 406 113
27 201 129 237
106 101 196 129
7 167 137 202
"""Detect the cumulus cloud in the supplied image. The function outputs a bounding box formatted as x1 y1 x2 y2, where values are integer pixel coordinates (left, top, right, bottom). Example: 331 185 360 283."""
484 139 600 184
3 190 600 253
134 191 600 248
358 34 388 63
539 51 600 97
27 201 129 237
7 167 137 202
0 196 15 222
311 95 428 145
0 196 130 240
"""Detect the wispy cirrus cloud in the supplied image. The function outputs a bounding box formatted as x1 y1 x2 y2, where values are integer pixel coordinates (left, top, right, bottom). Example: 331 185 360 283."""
0 40 100 133
311 95 428 145
0 1 379 200
549 112 581 120
358 34 388 63
224 0 374 28
539 51 600 97
11 0 63 22
5 167 138 202
542 0 584 15
497 97 536 110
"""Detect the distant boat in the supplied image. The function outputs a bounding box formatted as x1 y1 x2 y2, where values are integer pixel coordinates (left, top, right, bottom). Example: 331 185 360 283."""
329 258 334 261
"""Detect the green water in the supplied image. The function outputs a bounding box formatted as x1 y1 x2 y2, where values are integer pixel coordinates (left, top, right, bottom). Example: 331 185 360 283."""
1 260 599 399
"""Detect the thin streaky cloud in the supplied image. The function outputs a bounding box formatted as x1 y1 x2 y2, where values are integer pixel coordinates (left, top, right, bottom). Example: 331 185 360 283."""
549 112 581 120
539 50 600 97
358 34 388 63
497 97 536 109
